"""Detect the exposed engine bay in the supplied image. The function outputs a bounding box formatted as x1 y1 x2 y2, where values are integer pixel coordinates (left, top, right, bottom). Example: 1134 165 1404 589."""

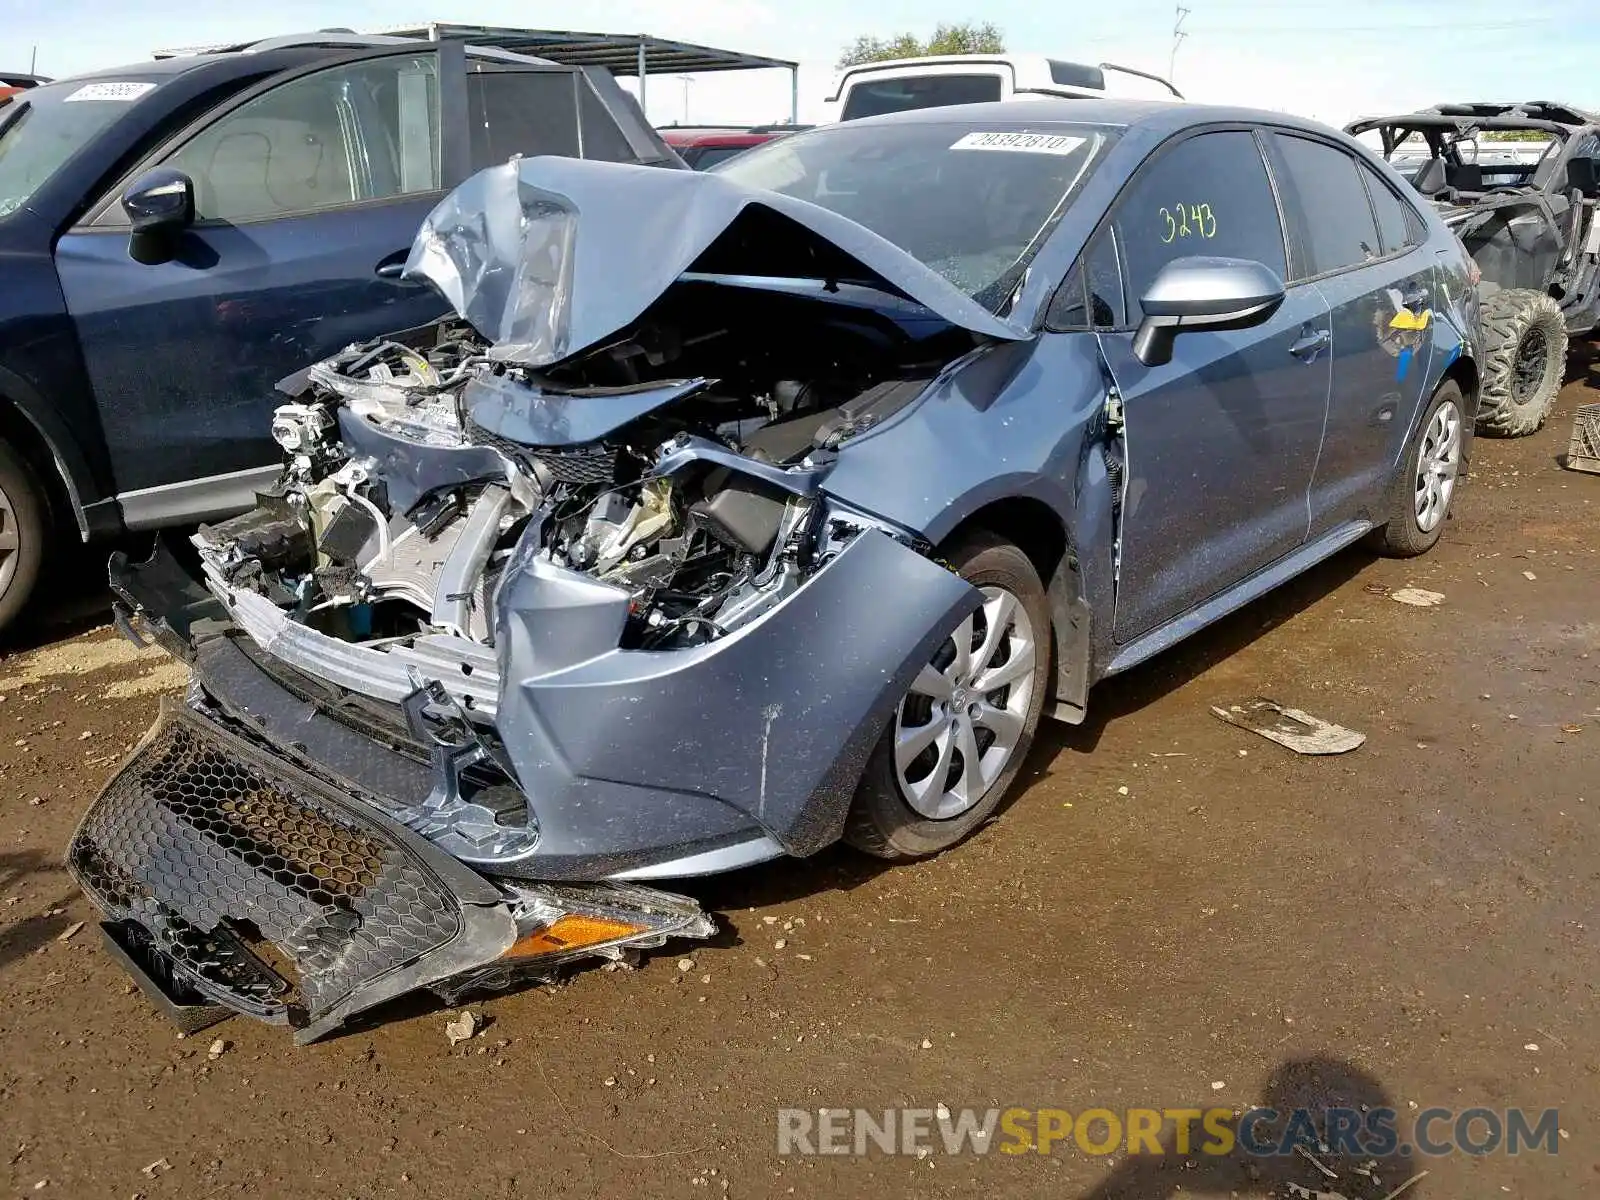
196 288 962 707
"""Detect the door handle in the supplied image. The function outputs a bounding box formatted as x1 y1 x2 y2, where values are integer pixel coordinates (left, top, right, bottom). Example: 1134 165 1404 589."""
1289 328 1331 362
375 261 406 280
1400 286 1430 310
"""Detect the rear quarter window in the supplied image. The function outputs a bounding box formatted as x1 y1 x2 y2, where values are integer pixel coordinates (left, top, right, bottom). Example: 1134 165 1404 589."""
1361 160 1422 254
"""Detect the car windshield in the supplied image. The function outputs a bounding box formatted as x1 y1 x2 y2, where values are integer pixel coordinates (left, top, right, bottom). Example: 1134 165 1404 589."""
0 77 159 218
713 120 1114 312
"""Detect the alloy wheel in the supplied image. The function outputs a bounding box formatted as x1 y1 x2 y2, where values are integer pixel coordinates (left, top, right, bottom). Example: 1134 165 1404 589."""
893 586 1038 820
1414 398 1462 534
0 476 19 599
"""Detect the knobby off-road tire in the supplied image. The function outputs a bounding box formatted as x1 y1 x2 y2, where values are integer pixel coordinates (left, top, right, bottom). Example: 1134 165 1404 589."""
844 532 1052 860
0 438 47 636
1371 380 1466 558
1476 288 1567 438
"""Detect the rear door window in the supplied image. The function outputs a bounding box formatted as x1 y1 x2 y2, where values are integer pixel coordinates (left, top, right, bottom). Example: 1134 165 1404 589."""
841 74 1003 121
465 67 652 169
1270 134 1383 278
1112 129 1288 318
467 68 579 166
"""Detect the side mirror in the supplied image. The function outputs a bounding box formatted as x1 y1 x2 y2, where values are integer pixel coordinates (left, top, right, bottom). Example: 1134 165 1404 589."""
121 168 196 265
1567 156 1599 200
1132 256 1287 367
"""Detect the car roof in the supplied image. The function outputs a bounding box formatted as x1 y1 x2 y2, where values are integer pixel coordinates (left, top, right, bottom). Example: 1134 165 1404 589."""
837 98 1345 139
41 38 568 90
57 56 239 82
37 47 345 88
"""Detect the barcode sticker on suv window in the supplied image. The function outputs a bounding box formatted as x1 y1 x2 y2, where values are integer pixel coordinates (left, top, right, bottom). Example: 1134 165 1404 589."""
64 82 157 103
950 132 1087 155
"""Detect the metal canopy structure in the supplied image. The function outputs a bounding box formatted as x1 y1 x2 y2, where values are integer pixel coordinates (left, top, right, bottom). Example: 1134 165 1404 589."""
377 24 799 122
153 25 801 122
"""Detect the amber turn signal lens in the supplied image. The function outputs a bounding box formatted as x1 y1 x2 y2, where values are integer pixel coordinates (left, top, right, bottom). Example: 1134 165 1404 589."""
502 914 646 959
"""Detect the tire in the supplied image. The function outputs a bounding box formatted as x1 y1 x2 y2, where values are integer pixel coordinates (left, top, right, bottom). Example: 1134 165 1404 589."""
0 438 46 635
1476 288 1567 437
1370 381 1466 558
843 531 1052 860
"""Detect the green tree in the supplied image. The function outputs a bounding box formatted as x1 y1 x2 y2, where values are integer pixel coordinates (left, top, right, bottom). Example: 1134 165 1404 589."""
837 22 1005 68
1480 129 1553 142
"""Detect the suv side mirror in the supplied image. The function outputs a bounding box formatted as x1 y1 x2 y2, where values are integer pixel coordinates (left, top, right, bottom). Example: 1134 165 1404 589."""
1567 156 1600 200
1133 256 1287 367
122 168 196 265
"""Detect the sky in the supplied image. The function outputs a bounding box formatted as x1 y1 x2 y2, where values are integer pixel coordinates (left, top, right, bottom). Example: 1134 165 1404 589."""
5 0 1596 129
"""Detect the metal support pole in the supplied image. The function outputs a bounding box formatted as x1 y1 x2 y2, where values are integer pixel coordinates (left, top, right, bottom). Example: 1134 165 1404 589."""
637 40 648 117
790 65 799 124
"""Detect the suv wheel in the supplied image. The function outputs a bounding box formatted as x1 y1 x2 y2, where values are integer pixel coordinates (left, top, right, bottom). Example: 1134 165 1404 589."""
0 439 46 635
1476 288 1567 437
843 532 1051 860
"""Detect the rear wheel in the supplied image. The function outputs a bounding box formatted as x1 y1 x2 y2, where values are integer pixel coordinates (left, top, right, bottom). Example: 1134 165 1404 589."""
1371 381 1465 558
843 532 1051 860
1476 288 1567 437
0 439 46 635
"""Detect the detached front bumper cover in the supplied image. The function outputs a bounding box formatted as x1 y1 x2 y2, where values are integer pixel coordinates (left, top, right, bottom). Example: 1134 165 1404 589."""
67 698 711 1043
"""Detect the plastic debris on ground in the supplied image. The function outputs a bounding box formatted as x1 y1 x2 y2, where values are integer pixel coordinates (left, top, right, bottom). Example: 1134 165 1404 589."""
1388 588 1445 607
1212 698 1366 755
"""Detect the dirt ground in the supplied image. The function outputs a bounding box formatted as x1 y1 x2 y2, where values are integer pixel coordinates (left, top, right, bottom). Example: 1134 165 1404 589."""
1 370 1596 1200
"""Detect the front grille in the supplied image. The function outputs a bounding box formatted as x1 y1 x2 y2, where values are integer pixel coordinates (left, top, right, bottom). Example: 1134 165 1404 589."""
465 414 617 486
533 444 618 486
68 702 466 1024
464 413 532 461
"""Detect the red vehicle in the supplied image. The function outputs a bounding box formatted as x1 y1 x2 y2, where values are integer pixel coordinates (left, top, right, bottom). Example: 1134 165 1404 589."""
659 124 809 169
0 73 47 103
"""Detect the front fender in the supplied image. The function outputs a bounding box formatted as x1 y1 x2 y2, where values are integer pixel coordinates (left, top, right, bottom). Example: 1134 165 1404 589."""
821 332 1120 710
491 526 981 875
0 360 112 538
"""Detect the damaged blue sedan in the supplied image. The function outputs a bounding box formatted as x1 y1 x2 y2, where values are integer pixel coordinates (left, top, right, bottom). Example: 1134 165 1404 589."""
75 100 1480 1040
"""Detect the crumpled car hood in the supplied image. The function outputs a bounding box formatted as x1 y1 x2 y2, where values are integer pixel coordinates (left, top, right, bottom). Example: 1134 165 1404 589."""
403 156 1031 367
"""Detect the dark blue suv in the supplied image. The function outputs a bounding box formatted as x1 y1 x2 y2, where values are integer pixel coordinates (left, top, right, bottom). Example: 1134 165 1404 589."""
0 34 677 631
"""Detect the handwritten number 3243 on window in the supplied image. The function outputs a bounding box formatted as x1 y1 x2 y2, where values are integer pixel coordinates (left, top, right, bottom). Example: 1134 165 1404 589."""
1160 202 1217 243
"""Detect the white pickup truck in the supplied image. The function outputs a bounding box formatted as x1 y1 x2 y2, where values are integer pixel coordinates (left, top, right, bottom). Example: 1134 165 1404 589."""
825 54 1182 122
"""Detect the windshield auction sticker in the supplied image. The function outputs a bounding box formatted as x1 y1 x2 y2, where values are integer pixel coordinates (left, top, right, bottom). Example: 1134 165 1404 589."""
64 82 157 103
950 131 1087 155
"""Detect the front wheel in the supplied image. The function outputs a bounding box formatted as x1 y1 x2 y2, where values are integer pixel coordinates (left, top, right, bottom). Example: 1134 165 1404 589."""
0 439 46 635
1370 381 1466 558
843 531 1051 860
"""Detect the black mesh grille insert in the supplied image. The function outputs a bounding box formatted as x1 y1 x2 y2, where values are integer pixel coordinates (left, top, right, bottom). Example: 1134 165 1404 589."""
465 414 617 486
67 704 464 1020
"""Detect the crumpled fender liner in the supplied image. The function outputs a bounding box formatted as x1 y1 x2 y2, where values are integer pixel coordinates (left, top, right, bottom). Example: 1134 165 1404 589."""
109 540 232 662
493 527 980 869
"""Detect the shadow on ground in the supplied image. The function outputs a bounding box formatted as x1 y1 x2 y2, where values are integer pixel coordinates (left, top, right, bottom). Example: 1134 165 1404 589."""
0 851 76 977
1079 1054 1424 1199
0 535 154 654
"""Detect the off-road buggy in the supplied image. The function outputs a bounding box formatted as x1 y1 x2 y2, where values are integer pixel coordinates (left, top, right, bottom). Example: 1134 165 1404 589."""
1350 102 1600 436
